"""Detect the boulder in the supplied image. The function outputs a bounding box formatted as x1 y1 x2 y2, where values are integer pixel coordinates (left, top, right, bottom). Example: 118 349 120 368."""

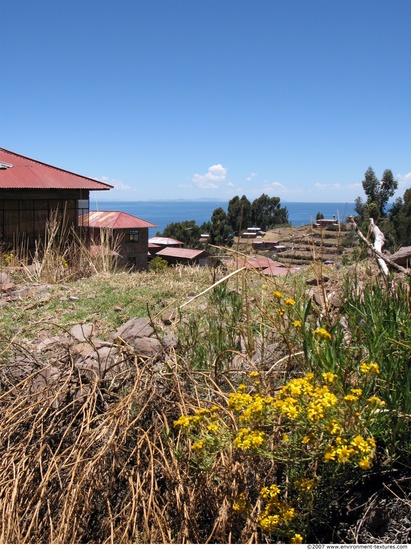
113 317 155 341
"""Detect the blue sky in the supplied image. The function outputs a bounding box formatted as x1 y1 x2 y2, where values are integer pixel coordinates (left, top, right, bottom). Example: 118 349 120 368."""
2 0 410 203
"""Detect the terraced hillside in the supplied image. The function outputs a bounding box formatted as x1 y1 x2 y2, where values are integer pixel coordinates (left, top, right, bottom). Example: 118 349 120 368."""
257 222 356 266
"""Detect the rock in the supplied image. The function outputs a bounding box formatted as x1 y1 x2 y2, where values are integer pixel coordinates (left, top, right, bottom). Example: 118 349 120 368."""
113 317 155 341
128 337 163 357
1 282 16 293
162 333 178 349
72 342 95 357
306 275 330 286
0 271 12 285
162 310 176 325
70 323 95 342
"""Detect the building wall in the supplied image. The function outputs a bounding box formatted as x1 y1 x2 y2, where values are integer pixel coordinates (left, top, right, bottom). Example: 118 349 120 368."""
0 189 89 248
115 228 149 270
88 227 150 271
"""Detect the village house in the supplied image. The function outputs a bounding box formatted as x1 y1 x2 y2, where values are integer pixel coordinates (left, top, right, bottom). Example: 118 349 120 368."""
80 210 157 270
154 246 209 266
0 148 112 250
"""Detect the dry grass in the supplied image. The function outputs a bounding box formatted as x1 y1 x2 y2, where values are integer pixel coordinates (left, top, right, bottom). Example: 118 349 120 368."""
0 336 277 543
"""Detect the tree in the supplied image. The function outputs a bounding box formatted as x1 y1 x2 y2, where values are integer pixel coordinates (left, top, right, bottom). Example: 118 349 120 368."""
161 220 201 248
251 194 289 230
388 188 411 247
227 195 252 235
316 212 324 221
359 166 398 219
380 169 398 212
209 207 233 247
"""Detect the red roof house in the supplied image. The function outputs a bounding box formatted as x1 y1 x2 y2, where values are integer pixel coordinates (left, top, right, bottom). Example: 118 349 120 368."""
80 210 157 270
0 148 112 250
155 246 209 266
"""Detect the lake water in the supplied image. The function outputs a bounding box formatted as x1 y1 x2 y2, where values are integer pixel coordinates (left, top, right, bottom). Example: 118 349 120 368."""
94 200 356 237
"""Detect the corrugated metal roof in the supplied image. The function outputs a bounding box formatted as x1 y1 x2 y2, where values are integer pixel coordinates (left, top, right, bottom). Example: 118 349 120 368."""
81 210 157 229
148 237 184 246
262 265 302 276
236 255 282 270
0 148 113 191
156 247 206 260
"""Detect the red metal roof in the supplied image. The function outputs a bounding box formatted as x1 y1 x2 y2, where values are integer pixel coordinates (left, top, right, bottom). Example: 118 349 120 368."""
148 236 184 246
81 210 157 229
156 247 206 260
0 148 113 191
262 265 302 276
236 255 283 270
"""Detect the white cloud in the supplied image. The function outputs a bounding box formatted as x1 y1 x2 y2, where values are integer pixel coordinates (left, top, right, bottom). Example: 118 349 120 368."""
397 171 411 191
263 181 287 193
246 172 257 182
98 176 131 191
192 164 228 189
314 182 342 191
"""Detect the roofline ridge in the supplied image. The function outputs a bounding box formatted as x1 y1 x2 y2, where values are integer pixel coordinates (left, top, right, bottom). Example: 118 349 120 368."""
0 147 113 189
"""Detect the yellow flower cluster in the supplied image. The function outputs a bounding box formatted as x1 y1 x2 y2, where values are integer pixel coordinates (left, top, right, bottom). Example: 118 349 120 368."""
294 477 315 493
324 434 376 469
228 391 254 412
258 484 298 539
173 414 201 428
360 362 380 375
173 406 220 430
233 492 250 512
314 327 332 340
275 373 339 422
233 427 266 450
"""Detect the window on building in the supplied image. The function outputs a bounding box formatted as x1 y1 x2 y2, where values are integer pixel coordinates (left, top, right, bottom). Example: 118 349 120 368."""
129 230 139 242
77 199 89 223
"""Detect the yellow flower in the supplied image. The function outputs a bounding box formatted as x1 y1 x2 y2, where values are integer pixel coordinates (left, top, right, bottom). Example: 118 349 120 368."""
273 291 283 299
314 327 332 340
279 308 286 316
283 507 296 520
350 388 363 397
285 298 296 306
327 421 341 435
281 433 289 442
307 402 325 421
260 484 281 499
259 514 280 531
292 320 302 328
173 415 191 428
234 428 266 450
249 371 260 378
302 433 316 444
324 446 336 462
191 440 204 451
295 478 315 492
344 393 359 402
233 493 249 512
195 408 209 416
322 372 338 384
336 445 354 463
360 362 380 375
207 423 219 432
367 396 386 407
291 534 303 544
358 457 372 470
